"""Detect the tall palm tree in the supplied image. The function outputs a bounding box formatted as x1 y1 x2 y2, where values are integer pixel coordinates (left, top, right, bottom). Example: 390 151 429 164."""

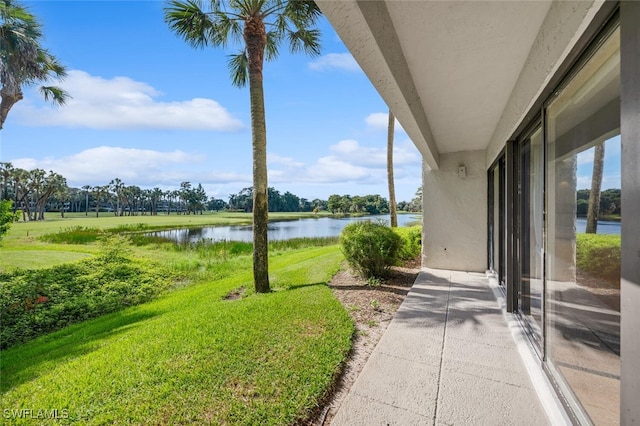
387 110 397 227
586 143 605 234
0 0 69 130
81 184 91 216
165 0 322 292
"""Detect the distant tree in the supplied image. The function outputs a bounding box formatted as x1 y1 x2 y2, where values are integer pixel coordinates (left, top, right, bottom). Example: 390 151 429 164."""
387 110 397 227
165 0 322 293
150 187 163 215
1 161 13 200
92 185 108 217
0 199 16 244
110 178 125 216
0 0 69 129
586 143 605 233
81 184 91 216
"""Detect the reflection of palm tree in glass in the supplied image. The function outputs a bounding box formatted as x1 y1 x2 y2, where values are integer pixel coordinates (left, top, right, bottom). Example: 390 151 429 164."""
586 143 605 234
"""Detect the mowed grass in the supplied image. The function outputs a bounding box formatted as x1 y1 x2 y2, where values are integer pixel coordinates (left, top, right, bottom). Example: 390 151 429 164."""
0 211 331 271
1 245 353 425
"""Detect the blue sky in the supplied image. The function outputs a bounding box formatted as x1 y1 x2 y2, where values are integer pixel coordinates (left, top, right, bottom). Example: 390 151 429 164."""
576 136 621 190
0 0 423 203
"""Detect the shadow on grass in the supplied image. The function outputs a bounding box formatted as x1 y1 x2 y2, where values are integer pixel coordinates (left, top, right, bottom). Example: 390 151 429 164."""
279 282 327 292
1 308 161 393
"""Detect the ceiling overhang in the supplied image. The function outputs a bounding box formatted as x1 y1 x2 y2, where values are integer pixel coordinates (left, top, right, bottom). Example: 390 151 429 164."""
317 0 556 169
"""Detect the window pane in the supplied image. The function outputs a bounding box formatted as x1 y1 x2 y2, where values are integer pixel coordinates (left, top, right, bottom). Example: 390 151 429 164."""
545 27 620 424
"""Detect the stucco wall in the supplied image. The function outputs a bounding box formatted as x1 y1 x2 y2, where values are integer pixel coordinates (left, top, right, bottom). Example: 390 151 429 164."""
422 150 487 272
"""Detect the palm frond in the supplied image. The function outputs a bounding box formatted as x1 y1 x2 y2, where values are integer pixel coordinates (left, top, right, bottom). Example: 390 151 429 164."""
264 30 281 61
210 10 243 47
287 28 321 57
163 0 213 48
227 50 248 88
283 0 321 26
39 85 69 106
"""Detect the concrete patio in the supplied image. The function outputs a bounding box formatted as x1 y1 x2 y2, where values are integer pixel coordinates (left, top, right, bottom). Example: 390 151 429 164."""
331 268 567 425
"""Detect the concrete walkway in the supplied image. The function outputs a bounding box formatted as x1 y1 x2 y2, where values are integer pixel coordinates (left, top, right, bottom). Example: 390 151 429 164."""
331 268 553 425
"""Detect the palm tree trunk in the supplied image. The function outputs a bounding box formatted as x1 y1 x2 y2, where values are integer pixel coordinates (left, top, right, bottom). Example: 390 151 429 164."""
0 88 23 130
387 110 397 227
246 16 270 293
586 143 605 233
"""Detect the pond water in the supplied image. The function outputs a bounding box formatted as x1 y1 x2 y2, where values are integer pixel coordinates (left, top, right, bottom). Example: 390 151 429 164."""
149 214 421 243
576 218 621 235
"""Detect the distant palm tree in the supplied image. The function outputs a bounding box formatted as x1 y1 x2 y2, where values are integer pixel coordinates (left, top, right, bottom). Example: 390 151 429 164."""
387 110 397 227
0 0 69 129
165 0 322 293
81 185 91 216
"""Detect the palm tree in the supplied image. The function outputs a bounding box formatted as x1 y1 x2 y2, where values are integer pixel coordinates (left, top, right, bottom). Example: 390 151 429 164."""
165 0 322 292
81 185 91 216
586 143 605 234
109 178 125 216
0 0 69 130
387 110 397 227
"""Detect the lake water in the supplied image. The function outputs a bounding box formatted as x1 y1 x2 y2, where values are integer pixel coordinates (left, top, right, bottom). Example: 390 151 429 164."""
150 214 421 243
576 218 621 235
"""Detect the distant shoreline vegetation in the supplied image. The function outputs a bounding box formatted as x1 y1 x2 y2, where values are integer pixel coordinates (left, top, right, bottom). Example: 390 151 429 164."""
576 188 620 220
0 163 422 221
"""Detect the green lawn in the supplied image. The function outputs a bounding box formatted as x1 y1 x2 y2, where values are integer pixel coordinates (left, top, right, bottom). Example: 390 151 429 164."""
0 211 331 272
1 245 353 424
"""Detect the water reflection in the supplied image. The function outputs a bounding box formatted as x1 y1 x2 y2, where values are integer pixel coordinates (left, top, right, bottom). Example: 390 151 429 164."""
149 214 420 243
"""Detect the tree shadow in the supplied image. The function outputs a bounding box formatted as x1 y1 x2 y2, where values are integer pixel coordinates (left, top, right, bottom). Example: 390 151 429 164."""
1 309 161 393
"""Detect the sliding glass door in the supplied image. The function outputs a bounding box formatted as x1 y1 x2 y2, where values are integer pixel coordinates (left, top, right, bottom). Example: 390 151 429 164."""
518 127 544 353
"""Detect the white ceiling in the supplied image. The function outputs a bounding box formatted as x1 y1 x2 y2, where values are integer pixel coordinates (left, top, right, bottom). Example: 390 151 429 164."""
317 0 553 167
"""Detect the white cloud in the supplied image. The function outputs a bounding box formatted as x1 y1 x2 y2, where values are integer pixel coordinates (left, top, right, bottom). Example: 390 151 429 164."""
308 53 361 72
268 153 304 168
11 146 205 186
268 139 421 186
16 70 243 131
365 112 405 133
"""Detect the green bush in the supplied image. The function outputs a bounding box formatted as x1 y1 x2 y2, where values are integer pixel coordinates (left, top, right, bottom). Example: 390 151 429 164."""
576 233 621 285
0 239 174 349
394 225 422 260
339 221 403 278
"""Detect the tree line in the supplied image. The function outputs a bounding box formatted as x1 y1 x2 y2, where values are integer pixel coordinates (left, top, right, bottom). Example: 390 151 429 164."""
0 162 422 221
577 188 621 218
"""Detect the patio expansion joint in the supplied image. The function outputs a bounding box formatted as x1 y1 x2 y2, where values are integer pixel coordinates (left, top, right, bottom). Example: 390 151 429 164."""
347 390 433 422
432 272 452 426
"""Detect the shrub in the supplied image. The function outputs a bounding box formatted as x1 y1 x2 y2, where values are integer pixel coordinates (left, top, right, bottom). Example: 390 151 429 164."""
340 221 402 278
576 233 621 286
394 225 422 260
0 241 174 349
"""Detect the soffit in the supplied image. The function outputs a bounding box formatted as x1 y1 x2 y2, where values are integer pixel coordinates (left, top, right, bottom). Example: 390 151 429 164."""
318 0 552 166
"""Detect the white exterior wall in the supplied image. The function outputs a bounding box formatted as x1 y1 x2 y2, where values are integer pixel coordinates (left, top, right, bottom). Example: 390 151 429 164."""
422 150 487 272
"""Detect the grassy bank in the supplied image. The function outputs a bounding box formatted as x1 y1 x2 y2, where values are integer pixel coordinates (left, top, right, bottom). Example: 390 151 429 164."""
1 242 353 424
0 211 332 271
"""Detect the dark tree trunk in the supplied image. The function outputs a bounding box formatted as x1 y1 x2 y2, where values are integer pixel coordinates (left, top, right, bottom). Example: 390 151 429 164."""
246 16 270 293
586 143 605 234
0 88 23 130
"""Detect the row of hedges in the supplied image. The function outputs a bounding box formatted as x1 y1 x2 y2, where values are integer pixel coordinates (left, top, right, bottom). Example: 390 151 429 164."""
0 237 174 349
340 221 421 278
576 233 621 286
